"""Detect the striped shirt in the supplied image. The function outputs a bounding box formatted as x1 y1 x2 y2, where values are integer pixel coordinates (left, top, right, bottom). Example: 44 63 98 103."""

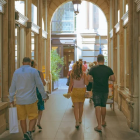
9 65 47 105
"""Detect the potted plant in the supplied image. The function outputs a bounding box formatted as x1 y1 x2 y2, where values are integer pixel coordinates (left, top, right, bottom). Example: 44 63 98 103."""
51 50 64 90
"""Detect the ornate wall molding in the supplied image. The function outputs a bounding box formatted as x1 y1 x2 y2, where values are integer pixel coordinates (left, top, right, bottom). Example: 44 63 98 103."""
27 22 40 34
114 22 120 33
15 11 28 27
135 0 140 12
110 29 113 38
121 11 129 27
42 30 48 39
0 0 6 14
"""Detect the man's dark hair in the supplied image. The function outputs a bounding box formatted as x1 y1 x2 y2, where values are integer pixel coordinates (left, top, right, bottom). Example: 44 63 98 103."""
97 54 104 62
23 57 31 63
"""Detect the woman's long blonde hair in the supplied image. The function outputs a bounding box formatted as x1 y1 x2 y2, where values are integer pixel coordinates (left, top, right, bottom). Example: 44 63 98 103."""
71 61 83 80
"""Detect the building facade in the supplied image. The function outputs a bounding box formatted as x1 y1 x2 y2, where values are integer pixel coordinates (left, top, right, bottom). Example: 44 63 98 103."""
51 1 108 77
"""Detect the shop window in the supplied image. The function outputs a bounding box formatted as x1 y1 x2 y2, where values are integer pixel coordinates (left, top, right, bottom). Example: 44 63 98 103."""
15 0 25 15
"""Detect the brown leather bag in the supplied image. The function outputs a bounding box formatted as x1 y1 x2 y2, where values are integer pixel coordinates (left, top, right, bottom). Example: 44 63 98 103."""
85 91 93 98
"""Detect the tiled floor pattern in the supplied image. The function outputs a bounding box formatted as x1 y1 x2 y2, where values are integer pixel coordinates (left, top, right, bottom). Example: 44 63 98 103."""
0 88 140 140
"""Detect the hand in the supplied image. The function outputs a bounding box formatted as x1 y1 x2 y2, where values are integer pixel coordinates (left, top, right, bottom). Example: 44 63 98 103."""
10 101 14 107
43 99 47 103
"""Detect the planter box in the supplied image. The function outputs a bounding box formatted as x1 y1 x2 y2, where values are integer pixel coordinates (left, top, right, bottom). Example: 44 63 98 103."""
52 80 58 91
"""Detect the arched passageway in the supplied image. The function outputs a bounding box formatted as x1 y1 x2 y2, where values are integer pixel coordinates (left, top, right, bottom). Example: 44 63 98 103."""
46 0 110 90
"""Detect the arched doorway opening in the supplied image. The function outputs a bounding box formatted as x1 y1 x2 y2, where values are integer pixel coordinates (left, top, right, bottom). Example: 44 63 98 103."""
48 0 109 90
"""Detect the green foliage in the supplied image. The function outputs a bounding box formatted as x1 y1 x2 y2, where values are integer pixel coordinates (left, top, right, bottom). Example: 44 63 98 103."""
51 50 64 81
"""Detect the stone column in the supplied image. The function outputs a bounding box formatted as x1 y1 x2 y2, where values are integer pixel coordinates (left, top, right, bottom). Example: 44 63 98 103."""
26 0 31 58
113 0 118 102
139 11 140 133
119 0 124 89
38 0 42 71
2 0 9 102
89 3 94 30
46 16 52 93
8 0 15 89
20 28 25 66
84 1 88 29
127 0 139 131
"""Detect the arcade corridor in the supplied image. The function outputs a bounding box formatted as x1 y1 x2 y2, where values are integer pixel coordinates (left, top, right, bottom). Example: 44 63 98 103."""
0 88 140 140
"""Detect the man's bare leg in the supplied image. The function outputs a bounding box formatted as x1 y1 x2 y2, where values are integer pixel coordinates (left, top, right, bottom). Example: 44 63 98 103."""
29 119 37 132
79 102 84 122
95 106 102 129
20 120 27 134
37 111 43 126
101 107 106 125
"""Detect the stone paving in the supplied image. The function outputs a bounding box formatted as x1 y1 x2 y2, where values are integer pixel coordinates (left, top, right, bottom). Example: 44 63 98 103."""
0 79 140 140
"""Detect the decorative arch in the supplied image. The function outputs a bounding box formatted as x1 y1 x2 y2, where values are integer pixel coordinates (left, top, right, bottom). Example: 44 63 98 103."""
48 0 109 23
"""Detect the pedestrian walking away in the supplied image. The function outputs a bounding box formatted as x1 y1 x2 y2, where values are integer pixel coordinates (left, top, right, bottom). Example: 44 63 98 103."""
9 57 48 140
88 54 115 132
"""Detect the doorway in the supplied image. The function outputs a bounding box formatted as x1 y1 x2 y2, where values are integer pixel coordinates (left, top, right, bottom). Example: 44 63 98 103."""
63 48 74 77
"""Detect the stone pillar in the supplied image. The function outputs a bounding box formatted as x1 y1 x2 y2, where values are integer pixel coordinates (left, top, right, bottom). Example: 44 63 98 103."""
127 0 139 131
20 28 25 66
119 0 124 89
84 1 88 29
139 12 140 133
113 0 118 102
8 0 15 89
38 0 42 71
2 0 9 102
26 0 32 58
89 3 93 30
46 16 52 93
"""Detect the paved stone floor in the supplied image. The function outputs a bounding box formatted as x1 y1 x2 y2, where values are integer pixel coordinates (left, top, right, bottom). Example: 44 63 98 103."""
0 81 140 140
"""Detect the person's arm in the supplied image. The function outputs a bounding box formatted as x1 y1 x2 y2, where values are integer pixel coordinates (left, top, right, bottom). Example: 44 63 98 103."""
108 67 115 82
34 70 47 101
87 75 93 82
40 72 46 86
9 73 16 105
109 74 115 82
84 73 89 85
68 76 73 93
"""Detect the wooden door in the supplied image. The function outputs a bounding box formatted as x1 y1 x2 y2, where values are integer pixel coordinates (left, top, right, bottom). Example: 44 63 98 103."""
63 51 74 77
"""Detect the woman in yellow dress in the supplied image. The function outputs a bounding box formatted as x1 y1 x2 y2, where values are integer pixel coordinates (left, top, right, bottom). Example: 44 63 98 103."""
68 61 89 129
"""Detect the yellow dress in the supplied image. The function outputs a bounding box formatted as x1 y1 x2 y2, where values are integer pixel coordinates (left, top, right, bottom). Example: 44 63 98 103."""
70 78 86 103
71 88 86 102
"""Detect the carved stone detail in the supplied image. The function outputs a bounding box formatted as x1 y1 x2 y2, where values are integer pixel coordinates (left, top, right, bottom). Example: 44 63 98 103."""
135 0 140 12
0 0 6 13
121 11 129 27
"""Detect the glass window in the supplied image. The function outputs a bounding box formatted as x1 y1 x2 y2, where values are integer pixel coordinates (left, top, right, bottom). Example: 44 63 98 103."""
31 32 36 60
31 4 37 24
51 2 75 33
15 28 18 69
126 4 128 12
118 10 120 22
15 0 25 15
32 0 38 25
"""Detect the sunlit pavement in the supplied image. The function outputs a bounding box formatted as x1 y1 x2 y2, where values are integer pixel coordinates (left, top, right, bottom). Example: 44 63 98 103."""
0 79 140 140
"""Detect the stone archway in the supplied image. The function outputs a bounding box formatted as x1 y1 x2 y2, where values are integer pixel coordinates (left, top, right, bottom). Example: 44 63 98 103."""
46 0 110 92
